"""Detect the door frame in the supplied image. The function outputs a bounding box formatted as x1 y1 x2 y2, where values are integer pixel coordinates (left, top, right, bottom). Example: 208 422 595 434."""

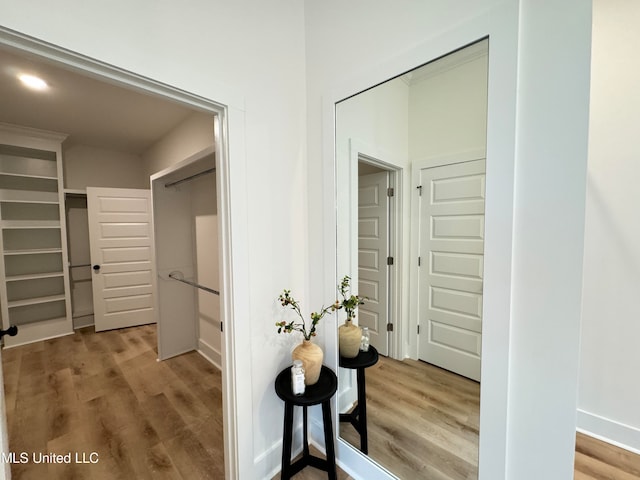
0 27 247 479
408 148 486 360
349 138 403 360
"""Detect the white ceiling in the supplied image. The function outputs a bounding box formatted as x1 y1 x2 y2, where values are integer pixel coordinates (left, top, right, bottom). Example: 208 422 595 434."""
0 45 198 154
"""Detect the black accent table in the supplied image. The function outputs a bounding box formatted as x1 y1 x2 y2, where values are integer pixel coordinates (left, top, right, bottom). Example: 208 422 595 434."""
339 346 379 454
274 365 338 480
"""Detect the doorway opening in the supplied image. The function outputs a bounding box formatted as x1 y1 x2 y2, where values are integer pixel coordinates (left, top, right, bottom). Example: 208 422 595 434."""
356 151 402 359
0 28 237 479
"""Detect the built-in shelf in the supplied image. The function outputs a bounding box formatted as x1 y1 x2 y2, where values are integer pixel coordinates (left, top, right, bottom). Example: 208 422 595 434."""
1 129 72 347
8 293 66 308
5 272 65 282
0 150 58 179
64 188 87 196
1 220 61 229
0 189 59 204
0 172 58 181
4 247 62 256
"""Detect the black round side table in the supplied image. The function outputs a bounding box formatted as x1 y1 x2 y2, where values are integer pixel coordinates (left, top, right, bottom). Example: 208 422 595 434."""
275 365 338 480
339 346 379 454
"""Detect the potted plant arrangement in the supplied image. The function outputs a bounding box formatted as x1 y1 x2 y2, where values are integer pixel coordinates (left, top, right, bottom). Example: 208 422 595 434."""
335 275 366 358
275 289 334 385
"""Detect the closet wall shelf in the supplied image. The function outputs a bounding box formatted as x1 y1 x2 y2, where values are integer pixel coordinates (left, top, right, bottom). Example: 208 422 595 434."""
0 189 59 204
4 248 62 255
8 294 66 308
6 272 64 282
68 263 91 268
63 188 87 196
1 220 61 229
0 172 58 181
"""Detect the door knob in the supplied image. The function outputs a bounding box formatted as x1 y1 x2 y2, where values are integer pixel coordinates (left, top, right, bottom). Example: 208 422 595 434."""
93 265 101 271
0 325 18 339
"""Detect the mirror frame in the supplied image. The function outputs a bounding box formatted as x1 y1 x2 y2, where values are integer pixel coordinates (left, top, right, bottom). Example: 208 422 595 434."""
320 6 519 479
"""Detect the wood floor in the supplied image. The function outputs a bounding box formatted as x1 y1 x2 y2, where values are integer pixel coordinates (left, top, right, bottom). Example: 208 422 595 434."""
575 432 640 479
1 324 224 480
340 356 480 480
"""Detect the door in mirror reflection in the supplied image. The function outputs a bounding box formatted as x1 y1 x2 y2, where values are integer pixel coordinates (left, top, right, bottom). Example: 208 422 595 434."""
417 160 485 381
335 38 488 480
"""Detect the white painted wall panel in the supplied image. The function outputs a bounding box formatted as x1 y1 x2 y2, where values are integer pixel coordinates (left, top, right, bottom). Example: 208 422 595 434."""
63 144 147 190
578 0 640 453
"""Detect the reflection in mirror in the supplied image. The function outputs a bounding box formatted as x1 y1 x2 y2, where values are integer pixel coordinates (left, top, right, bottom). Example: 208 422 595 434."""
335 39 488 479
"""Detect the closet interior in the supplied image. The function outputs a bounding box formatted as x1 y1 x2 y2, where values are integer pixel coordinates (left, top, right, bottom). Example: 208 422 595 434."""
0 123 222 372
152 146 222 367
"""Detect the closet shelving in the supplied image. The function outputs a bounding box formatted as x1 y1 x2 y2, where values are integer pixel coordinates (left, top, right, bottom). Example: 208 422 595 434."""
0 124 73 347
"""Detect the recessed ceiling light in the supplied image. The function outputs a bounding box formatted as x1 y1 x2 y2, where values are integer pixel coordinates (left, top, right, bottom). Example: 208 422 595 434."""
18 74 48 91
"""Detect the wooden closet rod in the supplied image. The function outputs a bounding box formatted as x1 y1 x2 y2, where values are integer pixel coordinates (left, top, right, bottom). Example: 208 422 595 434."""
164 168 215 188
168 272 220 296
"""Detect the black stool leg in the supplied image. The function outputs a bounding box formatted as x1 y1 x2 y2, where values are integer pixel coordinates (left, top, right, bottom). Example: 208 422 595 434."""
357 367 368 454
281 401 294 480
321 400 337 480
302 406 310 459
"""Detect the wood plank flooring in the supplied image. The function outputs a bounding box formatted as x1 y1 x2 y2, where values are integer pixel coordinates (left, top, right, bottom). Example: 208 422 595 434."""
575 432 640 479
1 324 223 480
337 355 640 480
339 356 480 480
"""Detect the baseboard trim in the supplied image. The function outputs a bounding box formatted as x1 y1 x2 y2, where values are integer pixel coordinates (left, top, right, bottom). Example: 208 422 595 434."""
255 424 304 480
577 409 640 455
73 314 94 329
197 338 222 370
338 369 357 413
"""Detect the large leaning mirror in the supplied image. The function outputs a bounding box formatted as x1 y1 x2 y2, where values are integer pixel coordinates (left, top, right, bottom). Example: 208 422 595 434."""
335 39 488 479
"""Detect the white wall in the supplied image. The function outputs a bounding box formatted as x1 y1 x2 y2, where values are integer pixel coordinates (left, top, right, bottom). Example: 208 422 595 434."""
142 112 215 181
192 174 222 368
63 144 147 189
0 1 307 478
408 43 488 162
578 0 640 453
307 2 591 480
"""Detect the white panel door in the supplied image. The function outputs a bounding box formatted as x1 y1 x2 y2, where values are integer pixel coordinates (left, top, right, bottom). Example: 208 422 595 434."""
87 187 157 332
358 171 389 355
418 160 485 381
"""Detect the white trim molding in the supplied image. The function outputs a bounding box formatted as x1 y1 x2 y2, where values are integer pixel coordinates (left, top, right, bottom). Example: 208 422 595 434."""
577 409 640 455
